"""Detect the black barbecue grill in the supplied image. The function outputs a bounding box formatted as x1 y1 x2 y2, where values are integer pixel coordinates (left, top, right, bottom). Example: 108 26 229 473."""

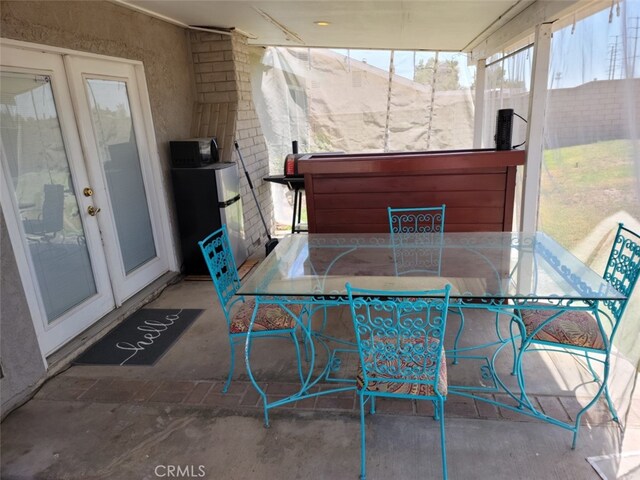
266 142 343 233
283 153 309 178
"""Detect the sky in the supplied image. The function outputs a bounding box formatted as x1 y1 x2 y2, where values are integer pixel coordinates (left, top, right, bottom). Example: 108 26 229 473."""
332 49 476 88
550 1 640 88
331 1 640 90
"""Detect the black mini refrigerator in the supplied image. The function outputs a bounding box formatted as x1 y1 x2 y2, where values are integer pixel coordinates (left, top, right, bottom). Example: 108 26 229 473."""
171 163 247 276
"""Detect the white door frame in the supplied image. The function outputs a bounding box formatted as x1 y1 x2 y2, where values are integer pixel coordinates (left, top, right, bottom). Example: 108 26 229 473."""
64 56 172 304
0 38 178 359
0 46 115 357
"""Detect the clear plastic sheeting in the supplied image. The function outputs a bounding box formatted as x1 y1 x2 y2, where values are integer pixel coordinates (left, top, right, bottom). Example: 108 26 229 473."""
482 43 533 149
253 47 475 157
250 47 475 227
541 1 640 432
481 43 532 228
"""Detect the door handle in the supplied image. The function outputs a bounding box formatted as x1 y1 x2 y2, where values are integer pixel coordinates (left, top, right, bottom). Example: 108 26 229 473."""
87 205 101 216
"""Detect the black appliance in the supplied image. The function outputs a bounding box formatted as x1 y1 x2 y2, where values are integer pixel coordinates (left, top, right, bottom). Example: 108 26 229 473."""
170 138 219 168
171 163 246 276
495 109 514 151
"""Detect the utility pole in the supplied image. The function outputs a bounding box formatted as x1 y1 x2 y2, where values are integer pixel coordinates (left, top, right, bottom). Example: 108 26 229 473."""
608 35 620 80
630 17 639 77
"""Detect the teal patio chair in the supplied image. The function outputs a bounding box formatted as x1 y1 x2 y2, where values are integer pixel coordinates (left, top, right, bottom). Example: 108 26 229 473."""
388 205 445 277
514 223 640 448
388 205 445 235
346 283 452 480
199 226 305 396
387 205 466 364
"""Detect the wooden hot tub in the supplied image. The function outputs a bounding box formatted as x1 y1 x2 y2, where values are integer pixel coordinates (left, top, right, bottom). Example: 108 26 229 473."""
296 148 526 233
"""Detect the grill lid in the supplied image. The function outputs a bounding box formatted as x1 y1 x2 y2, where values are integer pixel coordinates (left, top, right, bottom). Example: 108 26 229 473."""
283 150 345 178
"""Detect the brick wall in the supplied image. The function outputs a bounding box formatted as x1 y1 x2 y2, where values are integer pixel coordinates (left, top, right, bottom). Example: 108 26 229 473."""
544 79 640 149
190 31 272 257
483 79 640 149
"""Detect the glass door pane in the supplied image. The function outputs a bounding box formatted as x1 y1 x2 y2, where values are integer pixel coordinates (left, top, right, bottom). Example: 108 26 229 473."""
0 72 97 322
84 79 156 274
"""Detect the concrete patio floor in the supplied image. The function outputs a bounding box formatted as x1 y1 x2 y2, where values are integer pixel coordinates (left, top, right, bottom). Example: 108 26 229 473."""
2 275 639 480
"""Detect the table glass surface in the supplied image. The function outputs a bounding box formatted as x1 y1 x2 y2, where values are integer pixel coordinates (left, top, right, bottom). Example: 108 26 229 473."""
238 232 625 301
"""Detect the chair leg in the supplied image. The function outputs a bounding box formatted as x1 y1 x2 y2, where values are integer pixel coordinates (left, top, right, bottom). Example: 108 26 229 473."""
290 331 305 385
571 383 605 449
572 355 613 449
433 400 439 420
359 393 367 480
495 311 506 342
223 338 237 393
438 401 448 480
319 306 329 335
585 353 600 382
262 402 271 429
302 306 312 363
585 353 618 422
370 396 376 415
513 338 536 411
571 376 618 450
603 384 619 422
243 330 271 428
509 315 525 376
451 307 465 365
437 401 448 480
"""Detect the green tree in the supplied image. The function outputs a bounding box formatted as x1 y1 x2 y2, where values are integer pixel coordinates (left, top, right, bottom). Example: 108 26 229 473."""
414 57 460 90
472 66 526 89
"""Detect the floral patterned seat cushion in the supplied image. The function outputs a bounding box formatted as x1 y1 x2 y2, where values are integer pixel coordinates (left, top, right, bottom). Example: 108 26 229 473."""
356 337 447 397
230 299 302 333
520 308 605 350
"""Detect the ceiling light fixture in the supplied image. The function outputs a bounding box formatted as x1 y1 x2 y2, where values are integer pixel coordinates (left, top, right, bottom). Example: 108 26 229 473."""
314 21 331 27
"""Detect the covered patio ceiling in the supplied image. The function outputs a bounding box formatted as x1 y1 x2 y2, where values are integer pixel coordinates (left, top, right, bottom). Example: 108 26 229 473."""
115 0 585 53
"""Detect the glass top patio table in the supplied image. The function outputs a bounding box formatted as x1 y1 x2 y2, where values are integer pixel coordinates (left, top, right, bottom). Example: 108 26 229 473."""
238 232 625 303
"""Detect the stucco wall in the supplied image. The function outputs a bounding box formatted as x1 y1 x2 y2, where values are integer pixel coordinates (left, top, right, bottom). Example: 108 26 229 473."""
0 0 196 414
0 211 47 417
1 0 195 183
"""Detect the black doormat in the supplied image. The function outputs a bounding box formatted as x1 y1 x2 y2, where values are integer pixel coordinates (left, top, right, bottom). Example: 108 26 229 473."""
73 309 203 366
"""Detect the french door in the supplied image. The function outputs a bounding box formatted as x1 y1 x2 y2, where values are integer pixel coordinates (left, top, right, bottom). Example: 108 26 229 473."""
0 44 171 355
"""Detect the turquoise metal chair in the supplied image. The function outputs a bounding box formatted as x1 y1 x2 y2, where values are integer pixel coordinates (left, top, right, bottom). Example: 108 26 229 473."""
199 225 305 396
346 283 452 480
514 223 640 448
387 205 465 364
388 206 445 277
387 205 445 234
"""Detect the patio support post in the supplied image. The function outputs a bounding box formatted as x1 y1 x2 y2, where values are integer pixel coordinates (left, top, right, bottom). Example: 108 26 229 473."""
520 22 552 234
473 58 487 149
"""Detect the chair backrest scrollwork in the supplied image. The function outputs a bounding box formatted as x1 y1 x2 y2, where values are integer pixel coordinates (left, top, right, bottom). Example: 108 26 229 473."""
387 204 446 235
199 225 242 325
388 205 446 276
603 223 640 328
346 283 452 397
